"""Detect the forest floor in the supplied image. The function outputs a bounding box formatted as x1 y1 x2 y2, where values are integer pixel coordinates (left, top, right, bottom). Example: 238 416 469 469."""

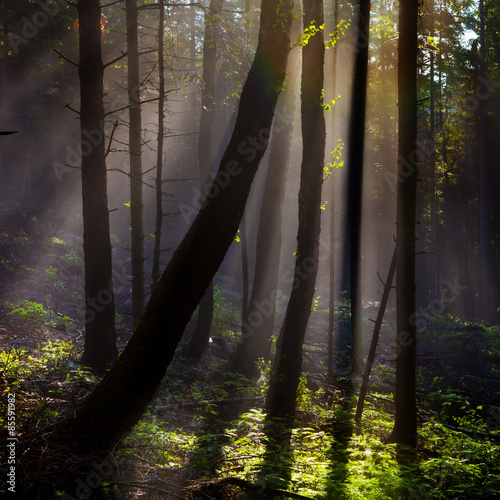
1 207 500 499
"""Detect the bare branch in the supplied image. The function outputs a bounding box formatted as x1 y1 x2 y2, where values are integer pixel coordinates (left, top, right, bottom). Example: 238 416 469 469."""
105 121 119 158
54 49 78 67
64 103 80 115
104 51 128 69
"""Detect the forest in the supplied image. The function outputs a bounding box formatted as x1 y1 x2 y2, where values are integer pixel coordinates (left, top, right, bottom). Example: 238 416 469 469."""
0 0 499 498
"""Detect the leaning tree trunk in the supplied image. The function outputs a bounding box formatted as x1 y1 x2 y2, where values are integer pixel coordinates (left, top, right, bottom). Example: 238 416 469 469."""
182 0 224 362
266 0 325 423
229 39 299 378
392 0 418 455
30 0 293 490
79 0 117 373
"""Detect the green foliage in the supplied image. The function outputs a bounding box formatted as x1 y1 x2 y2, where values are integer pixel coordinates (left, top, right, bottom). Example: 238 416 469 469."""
4 300 73 330
324 139 344 179
211 284 239 336
295 21 324 47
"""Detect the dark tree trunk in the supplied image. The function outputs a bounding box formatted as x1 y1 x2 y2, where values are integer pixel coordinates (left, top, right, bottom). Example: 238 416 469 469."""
429 0 438 303
328 0 340 380
79 0 117 373
478 0 491 323
342 0 371 379
392 0 418 455
182 0 224 362
151 0 165 286
127 0 145 326
266 0 325 423
46 0 292 462
240 212 250 323
229 42 299 377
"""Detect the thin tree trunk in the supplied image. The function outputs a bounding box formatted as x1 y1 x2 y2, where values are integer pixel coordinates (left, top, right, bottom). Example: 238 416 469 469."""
355 247 396 422
429 0 438 302
228 42 299 377
79 0 117 372
343 0 371 379
266 0 325 423
328 0 340 380
478 0 490 323
241 212 250 323
182 0 224 362
392 0 418 455
127 0 145 325
152 0 165 286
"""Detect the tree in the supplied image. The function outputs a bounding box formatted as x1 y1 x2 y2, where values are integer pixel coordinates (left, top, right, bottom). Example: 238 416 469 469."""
25 0 294 493
266 0 325 422
391 0 418 455
127 0 145 326
327 0 340 381
79 0 118 373
182 0 224 362
151 0 166 286
229 36 299 377
342 0 371 380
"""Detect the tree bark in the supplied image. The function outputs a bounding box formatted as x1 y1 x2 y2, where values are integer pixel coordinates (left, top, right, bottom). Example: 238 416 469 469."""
79 0 117 373
266 0 325 423
229 41 298 377
342 0 371 379
392 0 418 455
182 0 224 362
328 0 340 380
127 0 145 326
478 0 491 323
51 0 293 457
151 0 166 286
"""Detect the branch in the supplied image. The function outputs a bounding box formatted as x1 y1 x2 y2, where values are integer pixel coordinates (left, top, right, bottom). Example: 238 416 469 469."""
0 131 17 136
102 0 125 7
204 478 317 500
53 49 78 67
105 91 177 116
104 51 128 69
105 121 119 158
64 103 80 115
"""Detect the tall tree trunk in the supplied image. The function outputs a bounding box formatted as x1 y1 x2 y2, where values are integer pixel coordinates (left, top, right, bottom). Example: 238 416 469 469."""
127 0 145 326
343 0 371 379
266 0 325 423
240 212 250 323
152 0 165 286
228 40 298 377
26 7 293 491
182 0 224 362
328 0 340 380
79 0 117 372
478 0 490 323
392 0 418 455
429 0 438 303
